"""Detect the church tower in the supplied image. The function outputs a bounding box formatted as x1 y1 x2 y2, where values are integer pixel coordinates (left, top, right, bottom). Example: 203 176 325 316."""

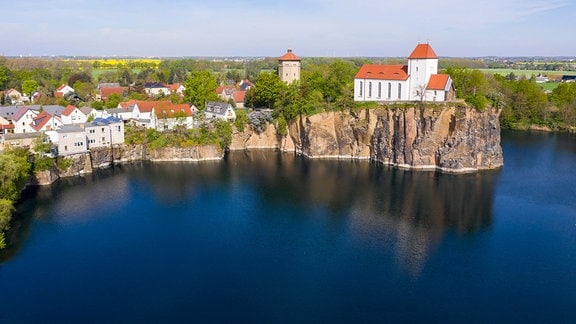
407 43 438 100
278 48 301 84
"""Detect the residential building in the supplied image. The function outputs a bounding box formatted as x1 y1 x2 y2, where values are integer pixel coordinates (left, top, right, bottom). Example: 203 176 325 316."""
61 105 88 124
30 111 62 132
155 103 195 130
278 48 301 84
99 86 128 101
0 116 14 135
85 117 124 148
205 101 236 121
54 84 75 98
56 125 87 156
144 82 170 97
12 106 39 133
354 43 454 102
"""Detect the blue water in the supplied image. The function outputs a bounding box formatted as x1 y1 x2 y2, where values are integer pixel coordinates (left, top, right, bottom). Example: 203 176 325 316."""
1 131 575 323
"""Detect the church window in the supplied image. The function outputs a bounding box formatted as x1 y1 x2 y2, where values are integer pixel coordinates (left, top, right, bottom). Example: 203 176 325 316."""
359 82 363 96
378 83 382 98
387 83 391 98
398 84 402 99
368 82 372 97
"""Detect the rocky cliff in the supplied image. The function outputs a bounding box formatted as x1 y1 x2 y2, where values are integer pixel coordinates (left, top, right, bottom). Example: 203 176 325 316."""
34 144 224 185
232 105 503 172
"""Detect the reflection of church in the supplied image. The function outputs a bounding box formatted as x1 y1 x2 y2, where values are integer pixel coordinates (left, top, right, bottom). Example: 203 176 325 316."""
354 43 455 102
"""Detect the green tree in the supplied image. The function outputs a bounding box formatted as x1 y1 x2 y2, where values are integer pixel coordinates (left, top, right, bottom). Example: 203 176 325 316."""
22 79 38 97
246 72 284 109
105 93 122 109
0 66 9 90
183 70 219 110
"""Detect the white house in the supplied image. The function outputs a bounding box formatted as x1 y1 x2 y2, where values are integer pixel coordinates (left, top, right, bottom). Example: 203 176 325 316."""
354 43 454 102
56 125 87 156
12 106 39 133
155 103 195 130
205 102 236 122
144 82 170 97
54 84 75 98
85 116 125 148
61 105 88 125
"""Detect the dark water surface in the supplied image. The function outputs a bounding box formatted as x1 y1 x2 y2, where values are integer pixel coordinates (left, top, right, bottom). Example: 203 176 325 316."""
1 131 575 323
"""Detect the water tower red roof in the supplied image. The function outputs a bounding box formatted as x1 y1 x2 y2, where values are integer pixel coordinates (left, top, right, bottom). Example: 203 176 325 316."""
279 48 300 61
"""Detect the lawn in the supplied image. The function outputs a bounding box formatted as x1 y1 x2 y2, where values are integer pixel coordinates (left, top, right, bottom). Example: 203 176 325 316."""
479 68 576 78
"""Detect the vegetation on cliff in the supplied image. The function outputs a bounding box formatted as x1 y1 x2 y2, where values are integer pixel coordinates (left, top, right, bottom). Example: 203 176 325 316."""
0 148 32 249
125 121 232 150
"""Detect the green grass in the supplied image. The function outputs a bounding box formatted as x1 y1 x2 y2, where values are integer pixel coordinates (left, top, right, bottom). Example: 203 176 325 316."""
92 68 142 80
479 68 576 78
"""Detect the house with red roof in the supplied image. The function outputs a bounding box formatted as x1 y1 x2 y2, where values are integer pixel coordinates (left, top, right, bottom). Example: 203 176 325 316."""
0 116 14 135
61 105 88 125
12 106 39 133
354 43 454 102
99 86 128 101
117 99 197 130
278 48 301 84
54 84 75 98
30 111 62 132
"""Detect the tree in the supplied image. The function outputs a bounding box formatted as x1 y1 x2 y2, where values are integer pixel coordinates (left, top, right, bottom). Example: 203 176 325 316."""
105 93 122 109
183 70 219 110
22 79 38 97
246 72 284 109
0 66 9 90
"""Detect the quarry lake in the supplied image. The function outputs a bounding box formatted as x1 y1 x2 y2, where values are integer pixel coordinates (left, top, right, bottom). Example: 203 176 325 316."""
1 130 575 323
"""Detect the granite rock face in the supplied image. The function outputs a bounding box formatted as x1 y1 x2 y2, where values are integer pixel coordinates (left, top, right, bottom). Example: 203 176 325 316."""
233 105 503 172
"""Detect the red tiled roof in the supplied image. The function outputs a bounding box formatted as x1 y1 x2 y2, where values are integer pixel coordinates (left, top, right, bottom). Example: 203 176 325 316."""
408 43 438 59
279 49 300 61
355 64 409 80
167 83 181 91
156 103 193 118
30 111 52 131
233 90 246 103
56 84 68 91
216 85 235 94
62 105 77 116
100 87 127 99
0 123 14 130
119 99 173 113
426 74 451 90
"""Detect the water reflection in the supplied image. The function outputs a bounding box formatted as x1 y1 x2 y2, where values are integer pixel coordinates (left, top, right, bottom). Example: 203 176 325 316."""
225 151 500 274
2 151 500 272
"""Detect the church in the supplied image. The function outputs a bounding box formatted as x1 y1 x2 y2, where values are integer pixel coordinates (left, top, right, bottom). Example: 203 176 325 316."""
354 43 454 102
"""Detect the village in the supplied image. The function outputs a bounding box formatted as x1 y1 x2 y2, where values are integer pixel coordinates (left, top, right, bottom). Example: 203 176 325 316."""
0 44 461 158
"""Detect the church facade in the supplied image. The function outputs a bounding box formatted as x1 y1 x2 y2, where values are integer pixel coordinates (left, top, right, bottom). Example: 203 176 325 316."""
354 43 454 102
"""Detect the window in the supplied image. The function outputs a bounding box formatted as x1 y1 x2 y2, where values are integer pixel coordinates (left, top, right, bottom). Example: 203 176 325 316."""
398 84 402 99
359 82 363 96
101 127 105 132
378 83 382 98
388 83 391 99
368 82 372 97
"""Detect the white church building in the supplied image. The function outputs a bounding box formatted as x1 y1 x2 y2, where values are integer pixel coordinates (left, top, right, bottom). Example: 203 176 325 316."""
354 43 454 102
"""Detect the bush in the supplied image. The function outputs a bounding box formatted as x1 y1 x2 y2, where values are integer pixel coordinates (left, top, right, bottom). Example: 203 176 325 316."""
276 116 288 136
56 157 71 171
234 109 248 132
33 155 54 172
0 232 5 249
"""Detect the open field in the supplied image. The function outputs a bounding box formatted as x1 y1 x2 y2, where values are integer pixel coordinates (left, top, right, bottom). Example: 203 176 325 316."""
479 68 576 77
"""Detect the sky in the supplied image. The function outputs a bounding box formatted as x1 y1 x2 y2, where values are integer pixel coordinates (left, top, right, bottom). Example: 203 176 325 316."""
2 0 575 58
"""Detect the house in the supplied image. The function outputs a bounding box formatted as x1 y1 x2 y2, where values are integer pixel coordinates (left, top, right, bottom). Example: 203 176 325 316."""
167 83 185 95
205 101 236 122
536 75 549 83
56 125 87 156
61 105 87 125
118 99 159 128
155 103 195 130
217 86 236 101
5 89 28 105
99 86 128 101
233 91 246 109
30 111 62 132
238 79 254 91
85 116 125 148
561 75 576 83
354 43 454 102
12 106 39 133
144 82 170 97
278 48 301 84
2 132 39 149
0 116 14 135
54 84 75 98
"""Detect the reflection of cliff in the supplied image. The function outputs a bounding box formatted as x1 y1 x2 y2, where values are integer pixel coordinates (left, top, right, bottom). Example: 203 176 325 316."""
225 151 500 274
